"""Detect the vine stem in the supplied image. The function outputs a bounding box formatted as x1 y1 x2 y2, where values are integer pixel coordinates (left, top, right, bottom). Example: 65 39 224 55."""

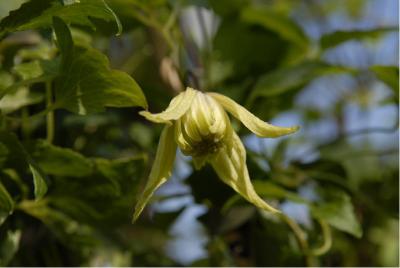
46 81 54 143
311 219 332 256
278 213 316 267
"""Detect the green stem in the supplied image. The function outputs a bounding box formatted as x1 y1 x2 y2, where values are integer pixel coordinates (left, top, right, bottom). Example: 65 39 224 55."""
278 213 315 267
46 81 54 144
311 219 332 256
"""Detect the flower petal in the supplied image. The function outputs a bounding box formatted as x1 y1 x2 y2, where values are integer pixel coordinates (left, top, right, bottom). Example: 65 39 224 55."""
139 87 197 124
210 131 280 213
208 92 299 138
133 125 177 222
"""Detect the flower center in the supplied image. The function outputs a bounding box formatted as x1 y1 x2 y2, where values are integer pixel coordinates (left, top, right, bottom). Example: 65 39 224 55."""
175 91 230 157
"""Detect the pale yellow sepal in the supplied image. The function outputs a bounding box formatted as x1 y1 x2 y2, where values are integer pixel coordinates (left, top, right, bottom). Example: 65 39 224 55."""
208 92 300 138
139 88 197 124
132 125 177 222
210 131 280 213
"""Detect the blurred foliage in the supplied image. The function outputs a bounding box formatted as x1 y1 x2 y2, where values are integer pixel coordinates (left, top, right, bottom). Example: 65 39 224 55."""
0 0 398 266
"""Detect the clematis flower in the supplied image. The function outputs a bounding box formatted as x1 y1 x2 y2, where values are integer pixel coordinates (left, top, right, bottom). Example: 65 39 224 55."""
133 87 299 221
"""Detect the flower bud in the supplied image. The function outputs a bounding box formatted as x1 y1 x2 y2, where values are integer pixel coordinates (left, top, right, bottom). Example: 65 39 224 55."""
175 91 230 157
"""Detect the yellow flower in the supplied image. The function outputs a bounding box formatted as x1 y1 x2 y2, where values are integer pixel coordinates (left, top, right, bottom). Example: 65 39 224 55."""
133 87 299 221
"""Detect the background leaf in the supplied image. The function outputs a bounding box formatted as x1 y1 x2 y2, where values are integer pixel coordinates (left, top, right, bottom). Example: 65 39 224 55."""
0 230 21 266
52 16 147 114
369 65 399 98
29 140 93 177
241 7 309 48
29 164 48 200
250 61 354 99
0 131 48 199
0 0 121 38
311 190 362 238
319 27 397 50
0 182 14 226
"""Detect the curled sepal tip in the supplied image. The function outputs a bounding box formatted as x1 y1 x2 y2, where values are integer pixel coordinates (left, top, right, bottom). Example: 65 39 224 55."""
139 88 197 125
208 92 300 138
132 125 177 222
210 131 280 213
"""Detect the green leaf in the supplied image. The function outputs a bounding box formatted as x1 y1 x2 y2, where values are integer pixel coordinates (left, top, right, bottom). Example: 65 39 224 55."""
251 61 354 98
320 27 397 50
0 211 7 227
0 131 48 200
12 57 60 80
29 164 48 199
0 182 14 213
253 180 309 204
53 16 73 66
320 142 385 185
0 142 9 167
0 71 14 95
129 123 154 148
29 140 93 177
16 40 55 61
311 190 362 238
50 196 103 222
18 199 100 249
0 132 27 168
209 0 249 17
13 61 45 80
0 87 44 114
0 59 59 103
52 17 147 114
0 0 122 38
94 158 122 194
213 19 288 78
369 65 399 98
219 206 255 233
0 230 21 266
0 182 14 226
241 7 309 48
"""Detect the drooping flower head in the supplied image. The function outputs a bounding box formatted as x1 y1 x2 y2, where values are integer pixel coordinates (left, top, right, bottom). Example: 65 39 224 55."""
133 87 299 221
